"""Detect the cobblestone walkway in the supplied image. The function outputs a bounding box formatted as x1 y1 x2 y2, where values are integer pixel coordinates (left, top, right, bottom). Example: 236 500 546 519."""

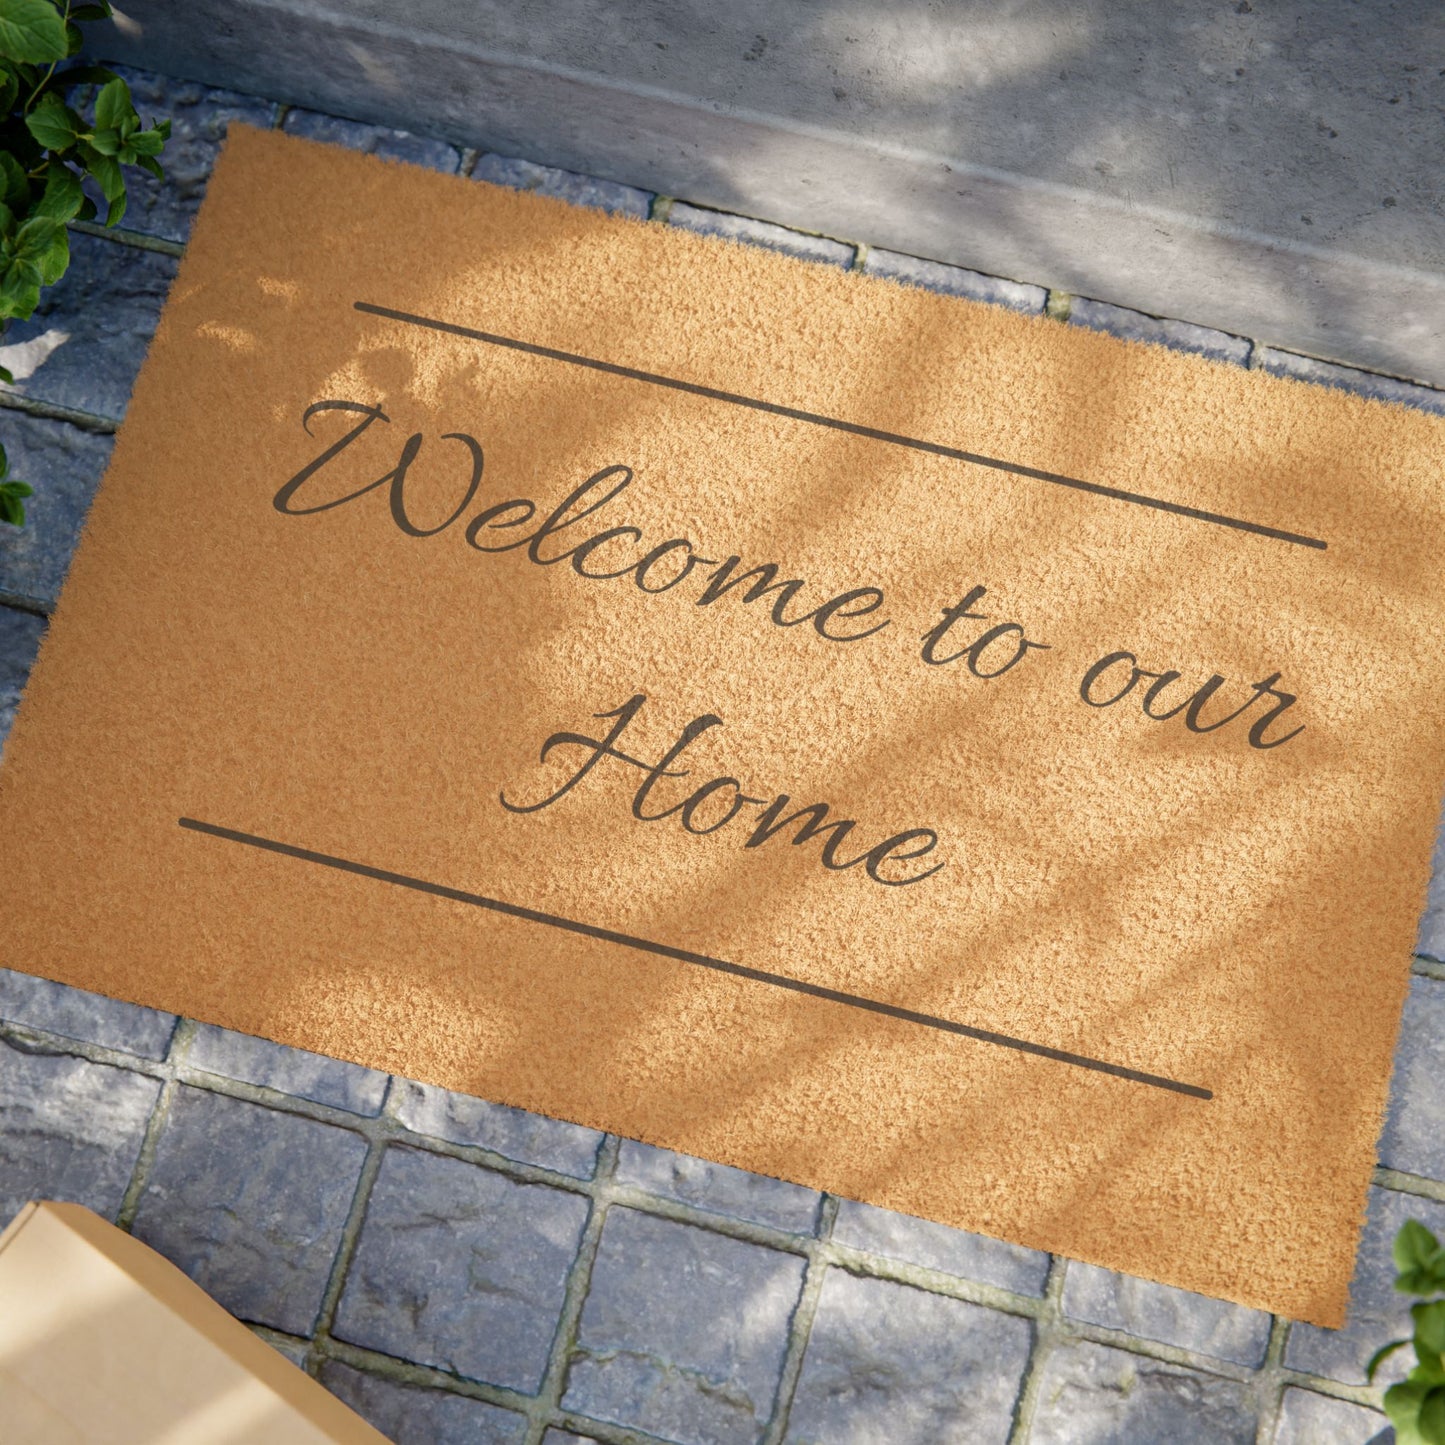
2 64 1442 1445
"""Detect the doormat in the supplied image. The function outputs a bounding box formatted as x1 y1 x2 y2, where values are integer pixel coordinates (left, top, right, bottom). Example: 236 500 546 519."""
3 125 1442 1327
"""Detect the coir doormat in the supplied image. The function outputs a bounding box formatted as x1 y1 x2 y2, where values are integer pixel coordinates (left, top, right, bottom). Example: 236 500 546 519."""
3 126 1443 1326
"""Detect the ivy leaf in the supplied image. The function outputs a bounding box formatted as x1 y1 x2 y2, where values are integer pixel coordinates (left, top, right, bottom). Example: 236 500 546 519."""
0 149 27 209
0 0 69 65
25 91 80 151
93 76 130 131
33 161 81 221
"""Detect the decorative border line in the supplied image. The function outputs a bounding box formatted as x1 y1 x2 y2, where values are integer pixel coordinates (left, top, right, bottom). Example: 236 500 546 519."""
354 299 1328 552
180 817 1213 1100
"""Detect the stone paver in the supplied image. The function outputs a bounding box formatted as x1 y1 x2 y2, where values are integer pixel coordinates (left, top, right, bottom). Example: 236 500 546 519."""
319 1361 527 1445
862 247 1046 312
0 231 177 422
1028 1340 1258 1444
1061 1260 1272 1367
76 65 277 242
335 1144 589 1392
1068 296 1252 366
831 1196 1049 1296
1272 1387 1391 1445
1420 813 1445 960
130 1085 367 1335
1378 975 1445 1181
668 202 854 267
390 1078 602 1176
473 152 652 217
564 1207 805 1445
0 967 176 1059
188 1023 388 1115
614 1139 819 1232
282 108 462 172
1285 1184 1445 1386
0 1036 160 1224
785 1269 1031 1445
1256 346 1445 415
0 604 43 749
0 412 112 612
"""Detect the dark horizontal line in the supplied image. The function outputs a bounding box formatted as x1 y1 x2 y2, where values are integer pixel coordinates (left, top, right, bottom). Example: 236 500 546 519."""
179 817 1212 1100
354 299 1326 552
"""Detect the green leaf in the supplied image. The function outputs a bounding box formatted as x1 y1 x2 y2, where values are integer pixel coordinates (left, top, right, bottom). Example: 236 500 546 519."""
0 150 28 209
1421 1387 1445 1445
0 199 15 237
0 480 32 498
13 212 59 262
93 76 130 131
64 19 81 57
71 3 113 20
1387 1379 1432 1435
34 220 64 283
103 187 123 226
1369 1337 1414 1383
33 161 81 221
1398 1222 1443 1273
0 440 8 473
0 0 69 65
81 144 122 199
128 125 165 156
75 190 95 221
87 125 119 156
1418 1303 1445 1358
0 255 41 317
25 91 80 151
134 152 161 180
0 63 18 112
0 490 25 526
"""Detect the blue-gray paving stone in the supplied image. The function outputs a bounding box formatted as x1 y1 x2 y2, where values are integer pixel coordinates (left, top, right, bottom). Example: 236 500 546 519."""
1286 1185 1445 1386
668 203 854 267
75 65 277 242
784 1269 1030 1445
1028 1340 1257 1444
1379 976 1445 1181
0 231 177 422
319 1361 526 1445
390 1078 602 1176
0 605 44 753
0 412 112 612
543 1434 601 1444
1068 297 1251 366
282 109 461 172
0 968 176 1059
830 1197 1048 1296
130 1085 367 1335
861 248 1046 313
565 1207 804 1445
1256 347 1445 416
188 1023 388 1116
335 1144 588 1392
1273 1387 1391 1445
614 1139 819 1232
1061 1260 1271 1367
0 1035 160 1225
472 152 652 217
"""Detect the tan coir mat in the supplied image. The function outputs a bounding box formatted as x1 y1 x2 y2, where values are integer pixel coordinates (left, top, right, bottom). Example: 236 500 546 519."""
3 125 1443 1326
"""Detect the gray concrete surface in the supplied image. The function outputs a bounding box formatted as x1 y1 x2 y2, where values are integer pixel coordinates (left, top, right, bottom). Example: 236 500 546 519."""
92 1 1445 385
